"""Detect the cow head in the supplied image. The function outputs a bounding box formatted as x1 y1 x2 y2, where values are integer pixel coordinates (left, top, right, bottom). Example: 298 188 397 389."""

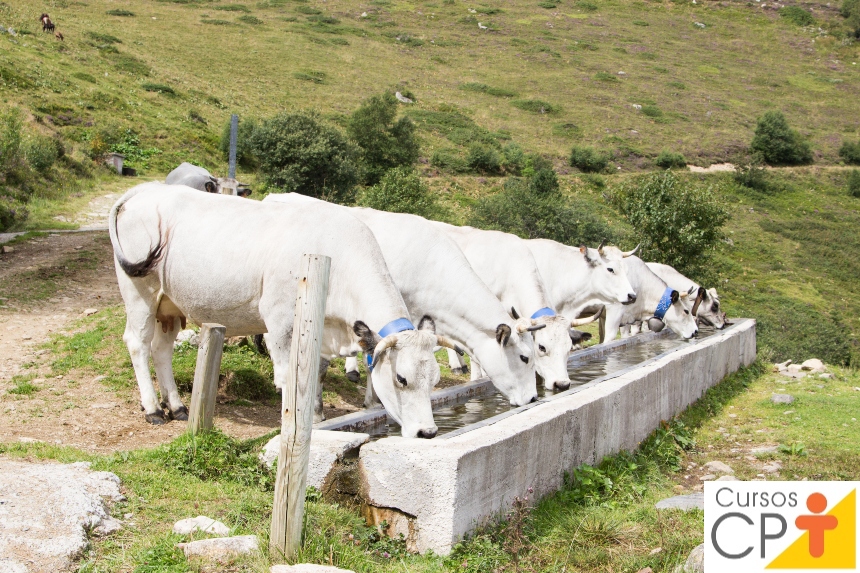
581 243 638 306
695 287 726 329
657 287 699 339
354 317 458 439
479 320 538 406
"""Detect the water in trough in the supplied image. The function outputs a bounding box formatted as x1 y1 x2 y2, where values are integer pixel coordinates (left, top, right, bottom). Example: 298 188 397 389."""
361 328 720 440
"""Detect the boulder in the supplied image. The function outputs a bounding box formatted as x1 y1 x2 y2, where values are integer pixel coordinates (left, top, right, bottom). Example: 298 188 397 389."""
762 461 782 474
771 394 795 405
260 430 369 489
699 474 716 481
177 535 258 559
703 461 734 475
655 493 704 511
174 329 199 347
271 565 356 573
715 475 739 481
683 544 704 572
801 359 825 373
173 516 230 536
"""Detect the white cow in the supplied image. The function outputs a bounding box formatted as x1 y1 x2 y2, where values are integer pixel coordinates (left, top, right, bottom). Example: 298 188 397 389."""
431 223 601 391
264 194 542 407
646 263 726 329
109 183 458 438
596 249 699 343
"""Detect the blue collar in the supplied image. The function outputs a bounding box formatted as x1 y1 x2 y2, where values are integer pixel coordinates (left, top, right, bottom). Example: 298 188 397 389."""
366 318 415 369
530 307 556 319
654 287 674 320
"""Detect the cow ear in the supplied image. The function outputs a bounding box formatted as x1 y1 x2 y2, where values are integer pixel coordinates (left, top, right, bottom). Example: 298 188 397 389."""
204 181 217 193
510 307 520 319
495 324 512 347
670 290 680 304
579 245 591 263
353 321 381 351
417 315 436 333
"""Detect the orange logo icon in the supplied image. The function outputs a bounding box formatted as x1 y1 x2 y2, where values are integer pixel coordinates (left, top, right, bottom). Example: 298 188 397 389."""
795 493 838 558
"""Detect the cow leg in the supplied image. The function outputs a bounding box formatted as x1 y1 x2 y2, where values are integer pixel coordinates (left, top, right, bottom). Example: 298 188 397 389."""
600 306 624 345
364 374 381 408
469 356 484 381
151 325 187 420
121 296 164 424
619 324 631 339
344 356 361 383
446 348 469 375
315 358 329 423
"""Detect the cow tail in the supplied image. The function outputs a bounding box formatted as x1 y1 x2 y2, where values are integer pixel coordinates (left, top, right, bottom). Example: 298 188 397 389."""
109 188 168 278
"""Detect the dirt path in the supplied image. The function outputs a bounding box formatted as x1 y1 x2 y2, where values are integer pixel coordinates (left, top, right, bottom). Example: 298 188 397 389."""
0 231 281 453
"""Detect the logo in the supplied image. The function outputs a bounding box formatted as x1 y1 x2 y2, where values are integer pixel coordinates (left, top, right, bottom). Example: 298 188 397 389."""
705 482 859 572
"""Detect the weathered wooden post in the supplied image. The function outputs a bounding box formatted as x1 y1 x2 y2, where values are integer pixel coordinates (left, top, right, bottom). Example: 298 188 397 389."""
187 323 226 435
270 254 331 559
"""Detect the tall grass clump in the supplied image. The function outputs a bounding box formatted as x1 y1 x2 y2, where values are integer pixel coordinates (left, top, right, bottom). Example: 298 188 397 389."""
750 111 813 166
839 139 860 165
569 145 610 173
654 150 686 169
849 169 860 198
251 111 359 203
347 92 420 185
842 0 860 37
358 167 436 217
733 154 771 193
779 6 815 26
613 171 729 275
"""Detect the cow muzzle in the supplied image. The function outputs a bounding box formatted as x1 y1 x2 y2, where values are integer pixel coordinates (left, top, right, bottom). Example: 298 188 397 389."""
622 293 637 305
417 427 438 439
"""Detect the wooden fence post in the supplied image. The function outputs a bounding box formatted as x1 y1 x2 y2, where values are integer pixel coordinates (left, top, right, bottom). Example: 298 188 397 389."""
187 323 226 435
270 254 331 559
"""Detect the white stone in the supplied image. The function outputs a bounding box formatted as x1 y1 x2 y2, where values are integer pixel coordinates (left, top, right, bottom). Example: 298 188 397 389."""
771 394 794 404
682 544 704 572
177 535 258 559
395 91 413 103
751 445 779 455
699 474 716 481
801 359 825 373
83 308 99 316
0 460 124 572
819 373 833 379
715 475 739 481
762 461 782 474
271 565 356 573
260 430 369 489
655 493 703 511
173 516 230 536
703 461 734 474
174 329 199 347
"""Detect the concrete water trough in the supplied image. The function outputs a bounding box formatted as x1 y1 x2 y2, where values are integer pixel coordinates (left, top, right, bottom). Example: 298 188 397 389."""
292 318 756 554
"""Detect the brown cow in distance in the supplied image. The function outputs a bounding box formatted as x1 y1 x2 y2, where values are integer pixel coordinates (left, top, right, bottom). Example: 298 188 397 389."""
40 13 55 32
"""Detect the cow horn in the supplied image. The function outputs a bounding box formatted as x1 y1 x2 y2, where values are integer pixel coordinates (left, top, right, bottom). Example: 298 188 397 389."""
370 336 399 370
691 287 705 317
597 239 607 255
621 244 640 258
679 291 688 299
517 321 546 333
437 336 465 356
570 312 600 327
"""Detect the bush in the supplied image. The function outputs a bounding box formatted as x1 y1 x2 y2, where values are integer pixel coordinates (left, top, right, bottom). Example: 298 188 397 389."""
511 99 558 114
839 140 860 165
467 143 502 174
0 198 27 232
24 136 59 171
431 148 470 173
842 0 860 36
250 111 359 203
106 9 135 15
501 142 525 175
141 82 176 95
733 154 771 192
347 92 420 185
569 146 610 173
654 150 686 169
849 169 860 198
779 5 815 26
613 171 729 275
641 104 663 118
528 168 559 195
358 167 436 217
750 111 813 166
219 116 258 168
472 176 619 246
0 108 25 177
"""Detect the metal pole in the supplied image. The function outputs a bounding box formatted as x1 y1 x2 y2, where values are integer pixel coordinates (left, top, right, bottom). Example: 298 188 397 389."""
228 113 238 179
270 254 331 559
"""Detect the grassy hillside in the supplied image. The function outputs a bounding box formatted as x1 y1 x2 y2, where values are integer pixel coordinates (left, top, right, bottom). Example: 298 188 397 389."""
1 0 858 175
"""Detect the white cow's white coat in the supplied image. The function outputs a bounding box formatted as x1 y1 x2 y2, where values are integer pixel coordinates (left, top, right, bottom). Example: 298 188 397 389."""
646 262 726 329
263 194 540 406
109 183 442 438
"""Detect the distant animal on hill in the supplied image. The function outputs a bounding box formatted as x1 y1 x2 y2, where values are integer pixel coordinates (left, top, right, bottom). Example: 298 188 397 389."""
55 31 64 41
40 13 54 32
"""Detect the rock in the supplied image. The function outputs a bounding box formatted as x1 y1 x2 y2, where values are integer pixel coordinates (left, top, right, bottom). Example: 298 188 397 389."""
360 11 368 17
699 474 716 481
177 535 258 559
174 329 200 347
801 358 825 373
271 565 356 573
83 308 99 316
1 245 14 254
762 461 782 474
819 373 833 379
632 104 642 110
703 461 734 474
395 91 413 103
656 493 704 511
715 475 739 481
260 430 369 488
682 544 704 572
780 370 805 380
225 336 250 347
637 568 654 573
751 445 779 455
771 394 795 405
173 516 231 536
0 459 124 572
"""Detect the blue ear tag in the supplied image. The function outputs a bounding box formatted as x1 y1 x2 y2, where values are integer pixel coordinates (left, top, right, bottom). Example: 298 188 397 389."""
530 307 556 319
368 318 415 372
653 287 674 320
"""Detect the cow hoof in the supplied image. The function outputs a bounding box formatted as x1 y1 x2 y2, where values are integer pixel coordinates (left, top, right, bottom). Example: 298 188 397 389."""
346 370 361 383
144 410 166 425
451 367 469 375
313 413 326 424
169 405 189 421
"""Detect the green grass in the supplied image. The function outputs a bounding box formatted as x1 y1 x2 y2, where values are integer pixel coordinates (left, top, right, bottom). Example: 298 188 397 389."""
7 374 40 395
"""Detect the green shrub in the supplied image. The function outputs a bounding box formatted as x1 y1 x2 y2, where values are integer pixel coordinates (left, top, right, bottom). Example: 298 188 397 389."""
238 14 263 24
849 169 860 198
459 83 517 98
654 150 686 169
346 92 420 185
219 116 258 168
539 2 558 9
141 82 176 95
839 140 860 165
430 148 470 173
511 99 558 114
215 3 251 10
0 198 27 232
471 177 619 246
501 142 525 175
106 129 161 171
87 31 122 44
569 146 610 173
250 111 359 203
72 72 97 84
467 143 502 174
24 136 59 171
750 111 813 166
613 171 729 275
576 0 598 10
106 9 135 15
733 154 771 192
779 5 815 26
641 104 663 118
293 70 326 83
0 108 25 176
842 0 860 36
358 167 436 216
112 54 150 76
528 168 560 195
594 71 618 82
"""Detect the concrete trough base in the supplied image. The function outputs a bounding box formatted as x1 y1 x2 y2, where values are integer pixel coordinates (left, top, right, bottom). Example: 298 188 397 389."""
358 319 756 555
